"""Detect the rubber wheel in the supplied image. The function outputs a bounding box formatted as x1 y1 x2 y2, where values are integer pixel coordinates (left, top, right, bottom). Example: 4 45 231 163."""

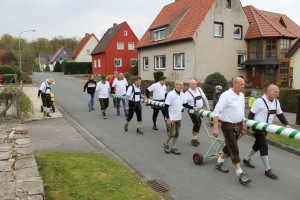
52 105 55 112
40 105 43 113
193 153 204 165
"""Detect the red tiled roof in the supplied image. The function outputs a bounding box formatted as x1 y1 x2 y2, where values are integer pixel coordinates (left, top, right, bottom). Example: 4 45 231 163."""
136 0 215 48
91 22 125 55
70 33 98 59
243 6 298 40
50 47 64 63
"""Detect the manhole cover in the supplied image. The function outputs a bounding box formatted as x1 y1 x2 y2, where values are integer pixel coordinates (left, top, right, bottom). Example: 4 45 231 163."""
147 179 170 194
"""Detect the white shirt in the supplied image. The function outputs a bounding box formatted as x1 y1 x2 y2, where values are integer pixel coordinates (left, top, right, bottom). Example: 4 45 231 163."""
147 82 167 100
165 89 187 121
250 95 283 123
39 81 52 94
126 84 141 102
112 78 128 95
212 88 245 123
185 87 209 109
96 81 110 99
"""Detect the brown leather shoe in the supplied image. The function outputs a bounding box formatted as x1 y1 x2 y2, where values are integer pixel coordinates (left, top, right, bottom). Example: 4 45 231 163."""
171 148 181 155
265 169 278 179
163 143 170 154
216 162 229 173
191 139 199 147
46 113 51 117
243 159 255 168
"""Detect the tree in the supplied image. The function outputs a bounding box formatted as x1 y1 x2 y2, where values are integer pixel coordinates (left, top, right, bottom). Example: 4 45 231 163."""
131 62 138 75
21 47 35 73
53 61 62 72
45 65 50 72
203 72 229 100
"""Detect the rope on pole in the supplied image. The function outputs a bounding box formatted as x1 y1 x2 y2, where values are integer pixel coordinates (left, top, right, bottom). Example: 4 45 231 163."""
142 99 300 140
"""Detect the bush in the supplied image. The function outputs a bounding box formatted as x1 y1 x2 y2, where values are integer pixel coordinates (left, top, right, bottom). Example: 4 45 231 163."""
131 62 138 76
203 72 229 100
20 72 32 84
153 71 164 82
53 62 62 72
124 73 136 85
278 89 300 113
0 64 21 79
63 62 92 74
45 65 50 72
2 74 16 83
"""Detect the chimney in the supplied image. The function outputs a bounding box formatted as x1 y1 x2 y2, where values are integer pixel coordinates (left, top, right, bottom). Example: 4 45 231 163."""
113 23 117 27
85 33 89 37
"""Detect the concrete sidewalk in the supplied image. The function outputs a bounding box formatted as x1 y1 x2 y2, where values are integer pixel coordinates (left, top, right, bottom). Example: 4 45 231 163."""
28 118 99 152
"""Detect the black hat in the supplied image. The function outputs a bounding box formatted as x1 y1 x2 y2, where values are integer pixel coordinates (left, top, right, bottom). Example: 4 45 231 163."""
101 75 106 80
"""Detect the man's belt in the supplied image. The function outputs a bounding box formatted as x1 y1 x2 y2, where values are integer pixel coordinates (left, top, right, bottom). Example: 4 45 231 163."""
221 121 243 126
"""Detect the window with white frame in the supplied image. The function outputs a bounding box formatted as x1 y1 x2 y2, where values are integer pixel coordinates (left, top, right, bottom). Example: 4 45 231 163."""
173 53 185 70
94 60 97 68
234 25 242 39
114 58 122 67
131 58 138 67
124 31 128 36
237 54 246 68
128 42 135 50
153 28 166 41
154 55 166 70
143 57 149 70
117 42 124 50
214 22 223 37
98 59 101 68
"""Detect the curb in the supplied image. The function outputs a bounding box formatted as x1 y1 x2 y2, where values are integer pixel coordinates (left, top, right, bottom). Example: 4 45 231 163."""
266 138 300 156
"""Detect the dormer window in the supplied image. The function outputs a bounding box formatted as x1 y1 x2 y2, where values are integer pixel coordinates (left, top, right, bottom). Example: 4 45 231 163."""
153 28 166 41
227 0 231 8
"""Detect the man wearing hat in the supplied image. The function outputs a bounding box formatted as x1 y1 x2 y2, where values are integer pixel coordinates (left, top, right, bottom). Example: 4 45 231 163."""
96 75 110 119
38 78 55 117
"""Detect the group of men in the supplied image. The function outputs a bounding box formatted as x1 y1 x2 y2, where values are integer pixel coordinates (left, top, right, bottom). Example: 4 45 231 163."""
78 73 290 185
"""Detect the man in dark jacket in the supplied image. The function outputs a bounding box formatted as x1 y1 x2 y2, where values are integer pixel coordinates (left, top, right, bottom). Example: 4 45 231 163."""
83 74 97 112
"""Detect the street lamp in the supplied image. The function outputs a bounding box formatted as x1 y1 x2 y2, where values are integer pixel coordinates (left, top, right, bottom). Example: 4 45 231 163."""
18 30 36 74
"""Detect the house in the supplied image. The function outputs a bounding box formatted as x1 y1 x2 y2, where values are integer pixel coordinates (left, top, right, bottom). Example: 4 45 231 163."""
243 5 300 88
39 53 54 71
136 0 249 83
69 33 98 62
91 22 139 75
49 47 70 71
287 38 300 89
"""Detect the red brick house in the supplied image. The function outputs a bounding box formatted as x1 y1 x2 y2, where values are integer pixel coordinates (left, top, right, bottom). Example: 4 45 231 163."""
91 22 139 75
243 6 300 88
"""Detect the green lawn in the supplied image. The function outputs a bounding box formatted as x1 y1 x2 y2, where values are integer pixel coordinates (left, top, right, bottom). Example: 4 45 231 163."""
267 134 300 149
35 152 163 200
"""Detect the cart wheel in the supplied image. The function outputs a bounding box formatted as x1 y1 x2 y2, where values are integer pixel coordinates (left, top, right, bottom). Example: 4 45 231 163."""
193 153 204 165
52 105 55 112
40 105 43 113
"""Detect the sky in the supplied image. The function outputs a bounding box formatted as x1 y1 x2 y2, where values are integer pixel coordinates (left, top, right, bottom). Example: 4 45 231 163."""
1 0 300 42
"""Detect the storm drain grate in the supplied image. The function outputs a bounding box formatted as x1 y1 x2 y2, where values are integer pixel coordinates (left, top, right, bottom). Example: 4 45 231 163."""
147 179 170 194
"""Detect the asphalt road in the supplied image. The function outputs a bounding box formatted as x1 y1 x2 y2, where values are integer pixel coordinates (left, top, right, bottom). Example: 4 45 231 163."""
32 72 300 200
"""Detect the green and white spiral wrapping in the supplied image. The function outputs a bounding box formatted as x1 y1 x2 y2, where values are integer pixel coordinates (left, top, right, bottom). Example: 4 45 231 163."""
144 99 300 140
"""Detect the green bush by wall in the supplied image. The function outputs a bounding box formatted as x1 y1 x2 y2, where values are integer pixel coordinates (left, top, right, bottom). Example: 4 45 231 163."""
203 72 229 100
63 62 92 75
278 89 300 113
0 65 21 78
153 71 164 82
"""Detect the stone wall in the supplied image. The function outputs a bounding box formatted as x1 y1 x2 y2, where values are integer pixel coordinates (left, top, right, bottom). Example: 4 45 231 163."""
0 123 44 200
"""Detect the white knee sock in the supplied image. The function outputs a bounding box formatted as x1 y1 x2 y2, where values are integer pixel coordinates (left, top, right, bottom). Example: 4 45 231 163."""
245 149 256 160
261 156 271 171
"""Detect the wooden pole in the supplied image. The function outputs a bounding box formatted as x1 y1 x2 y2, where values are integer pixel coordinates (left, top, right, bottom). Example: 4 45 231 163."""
296 95 300 125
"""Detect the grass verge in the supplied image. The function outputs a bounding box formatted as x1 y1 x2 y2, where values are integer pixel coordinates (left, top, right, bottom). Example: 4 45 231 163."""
35 152 163 200
267 134 300 149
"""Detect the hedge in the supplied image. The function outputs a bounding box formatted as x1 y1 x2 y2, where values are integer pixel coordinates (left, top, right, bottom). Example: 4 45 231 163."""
278 88 300 113
153 71 164 82
0 65 21 78
63 62 92 75
203 72 229 100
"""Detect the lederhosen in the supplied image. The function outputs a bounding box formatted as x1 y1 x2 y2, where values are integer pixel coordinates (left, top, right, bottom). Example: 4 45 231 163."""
127 85 142 122
252 98 278 156
188 88 202 133
221 121 243 164
41 82 52 108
